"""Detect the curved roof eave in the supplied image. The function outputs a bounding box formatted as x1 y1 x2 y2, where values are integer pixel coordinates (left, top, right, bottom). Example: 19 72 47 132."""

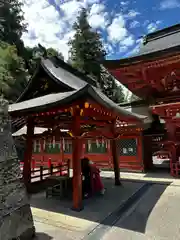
16 63 41 103
9 84 147 122
104 45 180 69
17 57 98 103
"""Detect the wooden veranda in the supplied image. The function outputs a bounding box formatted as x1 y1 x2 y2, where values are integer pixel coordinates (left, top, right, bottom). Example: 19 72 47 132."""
9 84 145 211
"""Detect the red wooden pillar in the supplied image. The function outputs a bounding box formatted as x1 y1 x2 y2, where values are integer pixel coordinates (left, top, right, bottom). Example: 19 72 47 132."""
23 118 34 188
111 122 121 186
40 139 44 166
166 121 176 141
165 120 177 166
72 114 83 211
60 137 64 162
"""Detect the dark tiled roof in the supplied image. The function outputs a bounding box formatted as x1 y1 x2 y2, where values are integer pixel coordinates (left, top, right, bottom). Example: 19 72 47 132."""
140 24 180 55
9 85 146 121
11 91 77 113
48 56 97 86
104 45 180 68
104 24 180 68
17 57 97 102
144 24 180 45
41 58 88 90
118 99 147 107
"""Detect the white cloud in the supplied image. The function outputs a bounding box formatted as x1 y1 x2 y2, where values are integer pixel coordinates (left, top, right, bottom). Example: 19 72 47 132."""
121 35 135 47
85 0 100 4
119 45 128 53
130 20 140 29
136 38 143 44
107 13 136 51
125 10 140 19
160 0 180 10
107 15 127 43
146 21 162 33
21 0 138 60
89 3 105 14
88 13 109 29
147 23 157 33
88 3 109 29
60 0 85 24
104 43 114 56
21 0 112 60
124 38 143 57
143 20 150 26
21 0 72 60
127 44 140 56
120 1 129 6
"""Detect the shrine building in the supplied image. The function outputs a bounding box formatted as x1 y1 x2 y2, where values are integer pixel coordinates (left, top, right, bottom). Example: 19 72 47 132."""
12 55 152 174
104 23 180 177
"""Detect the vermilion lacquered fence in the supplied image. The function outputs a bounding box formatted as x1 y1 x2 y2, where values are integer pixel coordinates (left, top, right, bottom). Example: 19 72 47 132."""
20 160 70 183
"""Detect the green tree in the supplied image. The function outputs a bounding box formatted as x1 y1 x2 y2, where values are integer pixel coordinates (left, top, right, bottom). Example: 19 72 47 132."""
0 0 27 56
114 85 125 103
46 47 64 59
101 66 125 103
0 41 28 102
68 8 106 88
68 8 124 102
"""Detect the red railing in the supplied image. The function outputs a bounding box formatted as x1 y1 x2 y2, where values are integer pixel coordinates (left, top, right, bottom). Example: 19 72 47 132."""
21 160 70 183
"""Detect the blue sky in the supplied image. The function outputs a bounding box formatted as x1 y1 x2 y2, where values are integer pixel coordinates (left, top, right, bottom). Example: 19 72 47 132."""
21 0 180 61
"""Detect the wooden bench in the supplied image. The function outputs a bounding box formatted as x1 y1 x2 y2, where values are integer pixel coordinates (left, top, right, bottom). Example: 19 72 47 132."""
46 176 70 198
46 184 61 198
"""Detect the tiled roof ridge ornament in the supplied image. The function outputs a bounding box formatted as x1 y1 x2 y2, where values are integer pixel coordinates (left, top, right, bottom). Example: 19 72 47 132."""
142 35 148 45
38 43 47 58
0 97 35 239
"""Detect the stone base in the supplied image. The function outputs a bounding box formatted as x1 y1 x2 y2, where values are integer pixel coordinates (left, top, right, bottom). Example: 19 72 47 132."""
115 180 122 186
71 206 84 212
0 204 35 240
12 226 35 240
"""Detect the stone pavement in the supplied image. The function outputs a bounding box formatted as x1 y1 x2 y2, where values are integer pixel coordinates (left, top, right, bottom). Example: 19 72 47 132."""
31 178 144 240
31 172 180 240
101 183 180 240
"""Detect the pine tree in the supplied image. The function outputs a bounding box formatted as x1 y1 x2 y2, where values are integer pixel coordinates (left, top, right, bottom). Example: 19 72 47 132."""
114 85 125 103
101 66 125 103
0 0 27 56
68 8 106 88
68 8 125 103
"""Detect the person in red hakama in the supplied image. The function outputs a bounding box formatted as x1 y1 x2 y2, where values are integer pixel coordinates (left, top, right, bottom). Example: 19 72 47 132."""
89 160 105 195
81 158 105 197
81 158 92 198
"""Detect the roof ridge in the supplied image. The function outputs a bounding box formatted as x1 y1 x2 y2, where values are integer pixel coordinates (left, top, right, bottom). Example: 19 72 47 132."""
144 23 180 44
48 56 97 87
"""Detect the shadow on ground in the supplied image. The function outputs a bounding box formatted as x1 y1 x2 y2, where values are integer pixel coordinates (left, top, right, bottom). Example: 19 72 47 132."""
34 232 53 239
30 176 170 234
114 183 169 233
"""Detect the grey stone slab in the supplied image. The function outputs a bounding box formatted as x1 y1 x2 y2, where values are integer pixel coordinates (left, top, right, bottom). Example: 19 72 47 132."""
102 184 180 240
0 98 35 240
31 179 144 240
